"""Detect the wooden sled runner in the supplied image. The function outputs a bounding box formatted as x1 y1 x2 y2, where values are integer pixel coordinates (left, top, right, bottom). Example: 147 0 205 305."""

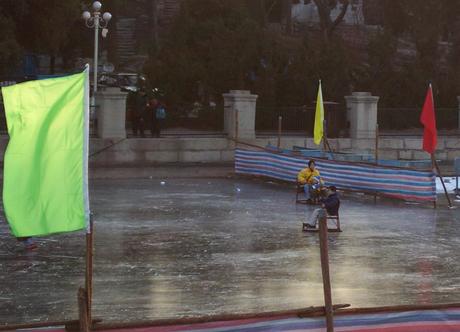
302 214 342 232
295 183 326 205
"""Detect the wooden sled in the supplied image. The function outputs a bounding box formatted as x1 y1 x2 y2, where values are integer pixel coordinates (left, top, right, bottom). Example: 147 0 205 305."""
302 214 341 232
295 183 325 205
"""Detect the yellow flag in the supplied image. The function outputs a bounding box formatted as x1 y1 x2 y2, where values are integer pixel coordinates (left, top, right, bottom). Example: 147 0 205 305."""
314 80 324 145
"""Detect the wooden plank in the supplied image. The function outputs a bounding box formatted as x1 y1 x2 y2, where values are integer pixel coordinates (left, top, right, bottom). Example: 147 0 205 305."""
319 215 334 331
0 319 101 331
335 302 460 316
91 304 350 330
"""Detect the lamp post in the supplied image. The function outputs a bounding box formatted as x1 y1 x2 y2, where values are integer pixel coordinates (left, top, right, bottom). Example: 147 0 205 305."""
82 1 112 106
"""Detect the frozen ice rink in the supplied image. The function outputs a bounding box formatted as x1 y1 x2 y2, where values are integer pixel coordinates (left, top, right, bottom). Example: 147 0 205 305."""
1 177 460 324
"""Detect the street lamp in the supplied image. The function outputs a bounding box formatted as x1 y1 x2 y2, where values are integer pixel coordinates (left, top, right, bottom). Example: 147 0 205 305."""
82 1 112 106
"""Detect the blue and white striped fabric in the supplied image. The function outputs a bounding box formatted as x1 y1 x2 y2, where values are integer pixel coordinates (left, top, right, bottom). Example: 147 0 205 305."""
235 148 436 202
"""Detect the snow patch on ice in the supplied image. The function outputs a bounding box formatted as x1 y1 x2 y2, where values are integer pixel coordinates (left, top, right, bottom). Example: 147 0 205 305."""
436 177 458 194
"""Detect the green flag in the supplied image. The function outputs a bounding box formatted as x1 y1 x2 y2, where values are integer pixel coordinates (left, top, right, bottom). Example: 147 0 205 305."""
2 70 90 237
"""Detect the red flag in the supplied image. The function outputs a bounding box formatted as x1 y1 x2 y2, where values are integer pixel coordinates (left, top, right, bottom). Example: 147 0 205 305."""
420 85 437 154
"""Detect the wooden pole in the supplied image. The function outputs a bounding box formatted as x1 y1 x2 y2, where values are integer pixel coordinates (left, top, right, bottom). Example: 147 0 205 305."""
235 109 239 143
0 319 102 331
432 154 453 208
375 123 379 164
319 215 334 332
323 120 335 160
277 116 282 149
78 287 90 332
91 305 350 330
322 119 327 153
320 117 336 159
373 124 379 204
85 216 94 327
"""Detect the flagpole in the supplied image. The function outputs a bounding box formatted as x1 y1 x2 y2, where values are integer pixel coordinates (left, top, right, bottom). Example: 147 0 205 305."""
85 216 94 325
431 154 453 208
323 119 335 160
322 119 327 153
277 115 282 149
83 64 94 329
375 123 379 165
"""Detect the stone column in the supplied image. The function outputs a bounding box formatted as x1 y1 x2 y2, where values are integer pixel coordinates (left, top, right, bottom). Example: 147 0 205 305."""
95 87 128 139
344 92 379 139
222 90 258 139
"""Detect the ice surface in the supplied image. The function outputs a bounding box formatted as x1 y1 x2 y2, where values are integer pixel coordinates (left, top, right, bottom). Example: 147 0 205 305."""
1 178 460 325
436 177 459 193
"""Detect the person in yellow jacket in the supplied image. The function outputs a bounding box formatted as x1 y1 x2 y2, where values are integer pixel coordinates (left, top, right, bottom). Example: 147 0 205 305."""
297 159 324 202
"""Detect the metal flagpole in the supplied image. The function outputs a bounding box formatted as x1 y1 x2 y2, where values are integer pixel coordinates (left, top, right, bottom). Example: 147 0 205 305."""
431 154 453 208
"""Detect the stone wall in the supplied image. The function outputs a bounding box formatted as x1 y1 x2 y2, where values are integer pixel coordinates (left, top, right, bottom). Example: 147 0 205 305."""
87 135 459 165
89 137 235 165
376 136 460 161
257 136 459 161
0 136 456 167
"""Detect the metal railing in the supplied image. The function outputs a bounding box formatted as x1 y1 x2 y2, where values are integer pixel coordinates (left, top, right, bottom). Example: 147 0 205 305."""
378 107 458 131
124 104 224 133
255 104 348 137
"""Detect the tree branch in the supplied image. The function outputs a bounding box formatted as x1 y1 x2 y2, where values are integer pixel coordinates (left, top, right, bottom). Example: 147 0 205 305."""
314 0 332 30
265 0 279 23
330 0 349 32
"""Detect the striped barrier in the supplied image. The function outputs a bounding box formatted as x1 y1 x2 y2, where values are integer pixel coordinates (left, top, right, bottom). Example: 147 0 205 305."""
235 148 436 202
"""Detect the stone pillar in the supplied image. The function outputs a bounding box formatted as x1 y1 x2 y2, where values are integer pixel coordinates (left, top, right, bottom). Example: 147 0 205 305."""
222 90 258 139
457 96 460 130
95 87 128 139
344 92 379 139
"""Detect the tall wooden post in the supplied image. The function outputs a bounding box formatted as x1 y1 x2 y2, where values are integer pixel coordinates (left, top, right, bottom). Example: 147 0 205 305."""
322 119 327 153
235 109 239 143
322 119 335 160
78 287 90 332
373 123 379 203
375 123 379 164
277 116 282 149
85 217 94 327
319 215 334 332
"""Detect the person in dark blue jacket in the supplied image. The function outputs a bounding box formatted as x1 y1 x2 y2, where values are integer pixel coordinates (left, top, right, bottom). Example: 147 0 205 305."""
305 186 340 228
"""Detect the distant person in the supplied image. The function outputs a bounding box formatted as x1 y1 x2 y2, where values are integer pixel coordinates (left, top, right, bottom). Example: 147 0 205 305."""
297 159 323 202
153 102 167 138
147 97 159 137
17 237 37 250
132 88 149 137
304 186 340 229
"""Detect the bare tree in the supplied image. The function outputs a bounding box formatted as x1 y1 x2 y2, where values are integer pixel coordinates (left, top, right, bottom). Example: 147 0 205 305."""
282 0 293 34
313 0 350 43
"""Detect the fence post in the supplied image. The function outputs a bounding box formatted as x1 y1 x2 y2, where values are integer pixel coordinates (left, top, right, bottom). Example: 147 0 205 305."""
277 116 282 149
457 96 460 130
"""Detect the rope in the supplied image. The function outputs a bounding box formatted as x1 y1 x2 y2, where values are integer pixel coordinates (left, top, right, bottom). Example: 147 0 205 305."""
89 138 127 158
